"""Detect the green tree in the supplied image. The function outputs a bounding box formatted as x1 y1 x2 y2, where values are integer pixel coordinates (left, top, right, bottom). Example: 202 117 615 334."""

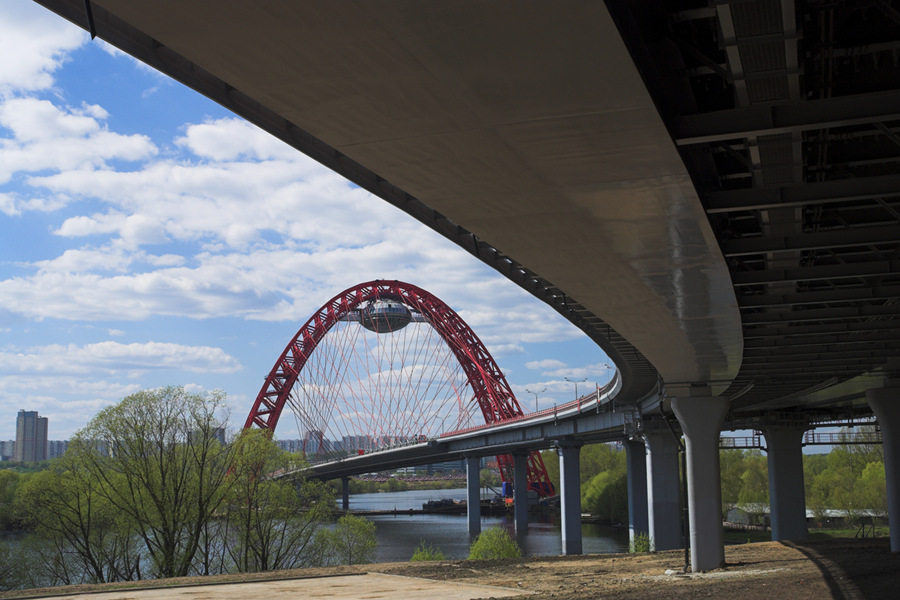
0 540 26 591
15 466 141 584
222 429 334 573
479 468 501 488
579 443 624 485
540 442 625 504
803 453 830 518
319 514 377 565
582 470 628 523
468 527 522 560
67 386 235 579
540 449 560 493
0 469 23 530
719 449 745 517
736 452 768 503
856 461 887 517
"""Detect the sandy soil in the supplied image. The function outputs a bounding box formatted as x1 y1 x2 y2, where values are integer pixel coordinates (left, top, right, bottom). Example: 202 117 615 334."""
4 538 897 600
381 537 899 599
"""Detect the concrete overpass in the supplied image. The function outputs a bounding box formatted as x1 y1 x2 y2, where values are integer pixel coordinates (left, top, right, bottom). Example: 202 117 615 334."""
33 0 900 571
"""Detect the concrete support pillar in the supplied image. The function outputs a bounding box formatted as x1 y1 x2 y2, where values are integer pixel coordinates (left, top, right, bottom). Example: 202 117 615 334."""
866 387 900 552
465 455 481 536
513 452 529 533
763 425 808 541
624 438 649 545
341 476 350 511
645 430 683 551
558 439 583 555
671 396 729 572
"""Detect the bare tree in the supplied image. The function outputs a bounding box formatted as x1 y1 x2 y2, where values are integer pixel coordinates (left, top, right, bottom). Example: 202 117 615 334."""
68 386 235 579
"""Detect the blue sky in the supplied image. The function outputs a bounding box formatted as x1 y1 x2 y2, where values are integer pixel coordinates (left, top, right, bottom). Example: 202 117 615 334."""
0 1 613 441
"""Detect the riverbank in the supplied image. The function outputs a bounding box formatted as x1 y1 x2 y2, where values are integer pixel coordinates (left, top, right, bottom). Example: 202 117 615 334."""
3 538 897 600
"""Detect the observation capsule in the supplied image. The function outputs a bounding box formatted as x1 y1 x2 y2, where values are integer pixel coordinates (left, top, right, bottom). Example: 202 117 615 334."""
360 300 412 333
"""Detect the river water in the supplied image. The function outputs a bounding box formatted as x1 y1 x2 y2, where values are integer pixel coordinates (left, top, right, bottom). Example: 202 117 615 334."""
345 488 628 562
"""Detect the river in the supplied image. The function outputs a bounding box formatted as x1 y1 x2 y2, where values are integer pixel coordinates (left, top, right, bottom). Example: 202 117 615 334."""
344 488 628 562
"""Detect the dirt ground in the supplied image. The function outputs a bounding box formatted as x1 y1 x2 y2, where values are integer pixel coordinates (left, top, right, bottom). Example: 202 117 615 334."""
4 538 898 600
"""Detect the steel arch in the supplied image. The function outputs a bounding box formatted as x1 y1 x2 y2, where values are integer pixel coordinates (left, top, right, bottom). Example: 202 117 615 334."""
244 279 554 496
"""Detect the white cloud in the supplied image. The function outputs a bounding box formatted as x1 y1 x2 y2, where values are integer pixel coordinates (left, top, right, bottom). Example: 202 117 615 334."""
526 359 567 371
176 118 297 162
0 98 157 185
0 341 242 375
0 192 16 216
0 98 104 142
0 1 85 96
524 360 614 379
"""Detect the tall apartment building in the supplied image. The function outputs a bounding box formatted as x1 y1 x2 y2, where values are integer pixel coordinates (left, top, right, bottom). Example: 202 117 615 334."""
14 410 48 462
0 440 15 461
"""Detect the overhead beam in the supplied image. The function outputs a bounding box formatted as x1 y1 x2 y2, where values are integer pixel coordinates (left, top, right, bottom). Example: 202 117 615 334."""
721 225 900 257
674 90 900 145
743 342 900 359
740 304 900 324
731 260 900 286
738 285 900 308
744 331 900 349
743 319 900 339
706 175 900 214
741 354 886 367
737 364 882 376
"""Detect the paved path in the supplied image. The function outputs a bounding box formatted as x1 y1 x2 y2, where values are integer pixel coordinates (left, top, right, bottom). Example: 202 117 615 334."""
34 573 525 600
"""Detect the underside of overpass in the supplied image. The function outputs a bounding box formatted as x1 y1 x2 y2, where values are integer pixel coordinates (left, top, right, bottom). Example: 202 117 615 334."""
612 0 900 417
33 0 900 425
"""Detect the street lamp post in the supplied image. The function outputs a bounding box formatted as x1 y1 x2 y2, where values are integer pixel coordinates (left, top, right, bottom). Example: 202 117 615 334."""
525 387 546 413
565 376 588 400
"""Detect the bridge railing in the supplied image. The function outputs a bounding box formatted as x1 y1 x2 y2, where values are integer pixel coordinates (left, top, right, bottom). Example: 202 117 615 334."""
718 427 883 451
803 429 882 445
719 434 763 449
439 370 621 439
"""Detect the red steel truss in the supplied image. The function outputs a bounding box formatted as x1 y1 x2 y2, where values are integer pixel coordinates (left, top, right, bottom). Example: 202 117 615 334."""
244 279 555 496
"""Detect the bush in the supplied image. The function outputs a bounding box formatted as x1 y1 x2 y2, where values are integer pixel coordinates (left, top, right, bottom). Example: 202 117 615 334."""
410 541 445 561
467 527 522 560
319 515 377 565
629 532 653 553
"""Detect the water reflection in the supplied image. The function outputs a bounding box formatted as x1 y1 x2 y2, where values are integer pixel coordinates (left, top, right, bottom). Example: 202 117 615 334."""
344 488 628 562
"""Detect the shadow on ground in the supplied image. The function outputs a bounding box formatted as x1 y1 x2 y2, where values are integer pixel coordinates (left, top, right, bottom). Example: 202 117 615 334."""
784 538 898 600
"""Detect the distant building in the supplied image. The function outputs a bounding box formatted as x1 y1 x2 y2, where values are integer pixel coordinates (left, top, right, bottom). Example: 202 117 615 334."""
303 429 325 454
0 440 15 461
15 410 48 462
188 426 227 446
212 427 226 446
48 440 69 459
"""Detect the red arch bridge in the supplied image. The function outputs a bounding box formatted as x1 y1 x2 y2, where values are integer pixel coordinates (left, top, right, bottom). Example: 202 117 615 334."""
243 280 619 497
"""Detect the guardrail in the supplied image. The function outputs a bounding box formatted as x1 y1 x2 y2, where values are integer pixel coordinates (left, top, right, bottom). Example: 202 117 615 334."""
719 428 883 450
439 371 621 439
803 430 882 445
720 435 763 449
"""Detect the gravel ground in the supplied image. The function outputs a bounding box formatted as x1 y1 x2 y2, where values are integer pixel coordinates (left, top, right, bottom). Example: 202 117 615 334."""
3 538 897 600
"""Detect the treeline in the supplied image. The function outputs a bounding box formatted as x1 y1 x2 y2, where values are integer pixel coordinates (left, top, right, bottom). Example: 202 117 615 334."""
0 387 375 592
541 444 629 524
538 429 887 526
330 477 467 496
722 429 886 522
